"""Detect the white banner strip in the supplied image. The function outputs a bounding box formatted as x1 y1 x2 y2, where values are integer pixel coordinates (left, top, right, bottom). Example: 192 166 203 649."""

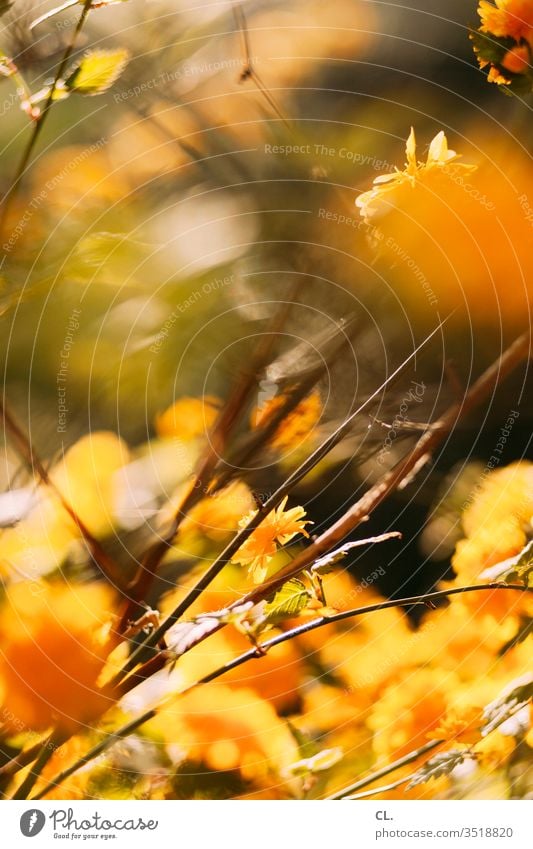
2 800 532 848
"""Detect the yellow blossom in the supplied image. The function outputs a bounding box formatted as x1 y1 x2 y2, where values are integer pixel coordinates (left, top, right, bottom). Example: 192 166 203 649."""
232 496 311 583
428 705 484 745
155 396 221 440
356 128 473 222
0 581 114 733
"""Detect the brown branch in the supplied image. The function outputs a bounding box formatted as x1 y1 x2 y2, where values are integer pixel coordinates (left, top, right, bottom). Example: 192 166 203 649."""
0 400 124 588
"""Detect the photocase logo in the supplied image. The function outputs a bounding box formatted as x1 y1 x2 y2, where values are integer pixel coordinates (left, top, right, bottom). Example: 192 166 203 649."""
20 809 46 837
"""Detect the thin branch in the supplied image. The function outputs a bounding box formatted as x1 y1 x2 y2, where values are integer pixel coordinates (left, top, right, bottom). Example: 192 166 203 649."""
232 2 291 130
325 740 442 800
0 0 94 232
342 775 415 800
0 737 51 783
34 582 533 798
0 400 124 587
11 730 64 800
110 323 444 686
32 710 157 801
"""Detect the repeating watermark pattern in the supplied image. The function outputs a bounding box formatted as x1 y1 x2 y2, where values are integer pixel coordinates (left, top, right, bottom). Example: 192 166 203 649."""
114 56 259 103
2 138 106 254
382 235 438 307
460 409 520 515
377 380 426 464
149 274 233 354
518 193 533 228
57 308 82 433
264 143 394 171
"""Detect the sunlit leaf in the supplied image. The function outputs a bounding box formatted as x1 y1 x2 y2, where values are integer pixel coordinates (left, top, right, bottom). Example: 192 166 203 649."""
263 578 311 624
64 49 130 96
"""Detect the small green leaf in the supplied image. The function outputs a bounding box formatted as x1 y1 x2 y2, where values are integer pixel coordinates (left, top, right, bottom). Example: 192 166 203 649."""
482 675 533 736
65 48 130 96
407 750 466 789
263 578 311 624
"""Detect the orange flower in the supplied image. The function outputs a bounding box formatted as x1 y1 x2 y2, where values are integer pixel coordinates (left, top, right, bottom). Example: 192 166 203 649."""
428 706 484 745
0 581 114 733
150 684 298 781
232 496 311 583
478 1 533 44
251 390 322 452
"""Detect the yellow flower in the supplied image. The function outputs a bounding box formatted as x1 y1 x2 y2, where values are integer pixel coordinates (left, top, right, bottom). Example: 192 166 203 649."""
428 705 484 745
251 390 322 452
478 1 533 44
149 684 298 782
180 481 256 542
356 128 473 222
155 396 221 440
232 496 311 583
0 581 114 733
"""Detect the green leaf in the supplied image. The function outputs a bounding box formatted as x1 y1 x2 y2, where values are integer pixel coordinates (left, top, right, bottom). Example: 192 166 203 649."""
65 48 130 96
469 30 515 65
406 750 466 788
482 675 533 736
263 578 311 624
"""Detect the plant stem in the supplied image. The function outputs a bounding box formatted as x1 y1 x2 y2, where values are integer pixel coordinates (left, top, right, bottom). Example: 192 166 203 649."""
11 731 64 800
0 0 94 233
35 582 532 798
326 740 442 800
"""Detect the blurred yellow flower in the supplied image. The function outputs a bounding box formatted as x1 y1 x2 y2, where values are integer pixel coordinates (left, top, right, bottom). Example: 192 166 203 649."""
428 705 484 745
151 684 298 782
0 581 114 733
232 496 311 583
180 481 256 542
251 390 322 452
155 396 221 441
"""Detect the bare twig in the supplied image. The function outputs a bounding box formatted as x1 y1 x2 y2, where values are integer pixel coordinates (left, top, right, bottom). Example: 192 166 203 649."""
325 740 442 800
0 400 124 587
0 0 94 233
